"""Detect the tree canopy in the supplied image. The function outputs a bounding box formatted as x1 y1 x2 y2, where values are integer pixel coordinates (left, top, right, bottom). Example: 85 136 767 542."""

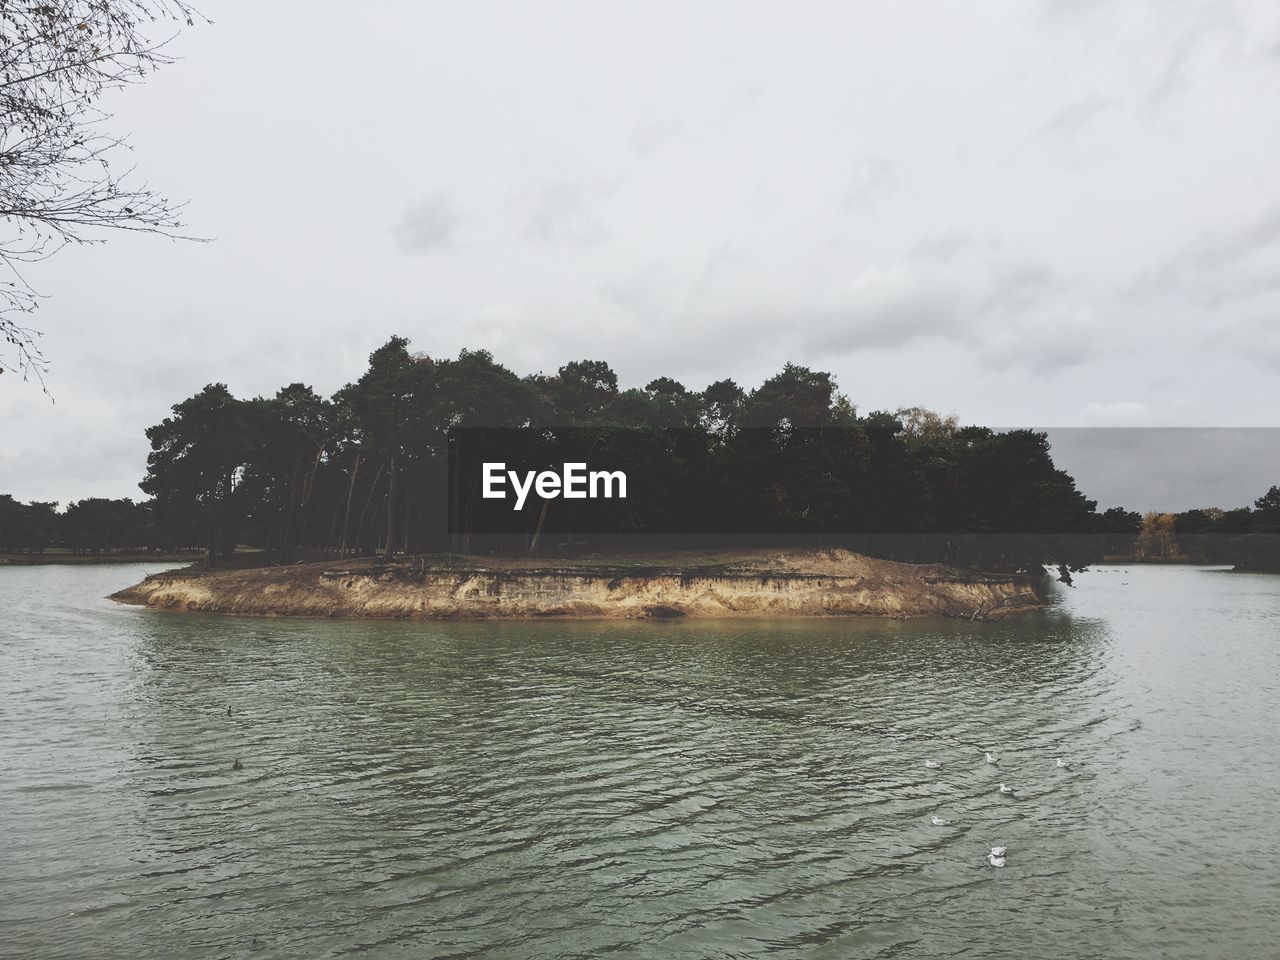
5 337 1277 574
124 339 1105 571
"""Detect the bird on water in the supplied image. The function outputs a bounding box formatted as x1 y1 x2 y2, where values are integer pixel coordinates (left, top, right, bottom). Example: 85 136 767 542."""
232 758 243 770
985 752 1000 765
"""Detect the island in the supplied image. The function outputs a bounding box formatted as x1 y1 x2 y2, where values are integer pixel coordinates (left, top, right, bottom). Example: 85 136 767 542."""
109 548 1044 621
31 341 1276 616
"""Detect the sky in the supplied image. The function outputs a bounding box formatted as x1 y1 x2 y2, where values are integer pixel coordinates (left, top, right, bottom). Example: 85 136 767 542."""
3 0 1280 510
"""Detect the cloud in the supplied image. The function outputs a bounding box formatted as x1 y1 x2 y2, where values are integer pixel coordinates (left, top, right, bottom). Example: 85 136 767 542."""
1147 29 1199 107
1208 312 1280 371
520 181 612 247
972 261 1097 379
983 312 1101 378
1033 93 1116 144
1132 204 1280 307
1079 400 1150 424
630 122 681 157
12 0 1280 503
597 260 684 321
907 231 1001 264
843 157 908 211
978 260 1056 317
805 272 965 353
588 253 971 385
0 388 151 503
391 193 463 254
1037 0 1110 23
599 247 1017 374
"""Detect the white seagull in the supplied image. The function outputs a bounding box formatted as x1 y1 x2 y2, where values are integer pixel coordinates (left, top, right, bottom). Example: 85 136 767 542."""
998 783 1014 794
924 759 941 769
987 853 1006 867
985 752 1000 765
930 816 952 826
1056 758 1072 769
990 846 1007 857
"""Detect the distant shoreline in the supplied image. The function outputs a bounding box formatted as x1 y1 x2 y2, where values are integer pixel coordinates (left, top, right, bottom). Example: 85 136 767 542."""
0 552 198 567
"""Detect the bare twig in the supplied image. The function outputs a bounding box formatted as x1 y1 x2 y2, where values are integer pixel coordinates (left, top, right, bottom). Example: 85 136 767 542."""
1 1 208 389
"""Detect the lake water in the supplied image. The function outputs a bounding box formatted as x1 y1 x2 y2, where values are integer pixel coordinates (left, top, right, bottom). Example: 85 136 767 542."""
3 563 1279 958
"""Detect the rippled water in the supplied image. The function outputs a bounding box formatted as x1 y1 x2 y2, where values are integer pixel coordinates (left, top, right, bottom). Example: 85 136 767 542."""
3 564 1280 958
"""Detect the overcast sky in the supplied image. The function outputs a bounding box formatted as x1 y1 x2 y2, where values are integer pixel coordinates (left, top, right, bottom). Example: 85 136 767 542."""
3 0 1280 509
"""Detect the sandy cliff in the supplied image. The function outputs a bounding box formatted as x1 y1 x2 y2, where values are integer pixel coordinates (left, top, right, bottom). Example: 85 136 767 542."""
109 549 1045 621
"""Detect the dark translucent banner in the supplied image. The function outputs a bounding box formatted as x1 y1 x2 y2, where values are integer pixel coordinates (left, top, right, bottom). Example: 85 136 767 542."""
445 426 1278 568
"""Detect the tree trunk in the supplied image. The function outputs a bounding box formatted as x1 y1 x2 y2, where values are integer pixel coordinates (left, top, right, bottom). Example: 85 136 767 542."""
384 454 397 562
205 495 217 569
219 470 235 563
355 461 385 557
401 458 412 555
339 453 361 557
263 500 276 563
297 446 324 554
529 500 550 555
282 456 301 563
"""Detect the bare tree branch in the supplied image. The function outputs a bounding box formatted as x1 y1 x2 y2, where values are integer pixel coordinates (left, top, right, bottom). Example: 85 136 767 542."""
1 0 207 389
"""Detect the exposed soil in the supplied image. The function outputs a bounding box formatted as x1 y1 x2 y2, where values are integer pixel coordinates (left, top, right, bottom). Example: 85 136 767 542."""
109 548 1045 622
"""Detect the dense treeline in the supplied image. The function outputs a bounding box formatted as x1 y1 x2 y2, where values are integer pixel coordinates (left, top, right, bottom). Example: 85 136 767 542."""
1127 488 1280 570
129 337 1112 572
0 495 155 554
5 337 1278 573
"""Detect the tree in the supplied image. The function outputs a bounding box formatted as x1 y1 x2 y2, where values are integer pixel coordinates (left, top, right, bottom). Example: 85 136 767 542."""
1135 512 1179 560
0 493 55 551
0 497 58 552
641 376 700 428
741 363 842 430
61 496 149 552
1095 506 1141 557
1 1 201 383
141 384 247 567
895 407 960 445
342 337 433 560
436 348 539 429
1254 486 1280 532
700 378 745 437
240 384 331 562
79 337 1136 571
546 359 619 423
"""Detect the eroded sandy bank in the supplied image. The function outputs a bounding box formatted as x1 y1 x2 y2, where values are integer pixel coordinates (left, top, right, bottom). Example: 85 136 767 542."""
109 549 1045 621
